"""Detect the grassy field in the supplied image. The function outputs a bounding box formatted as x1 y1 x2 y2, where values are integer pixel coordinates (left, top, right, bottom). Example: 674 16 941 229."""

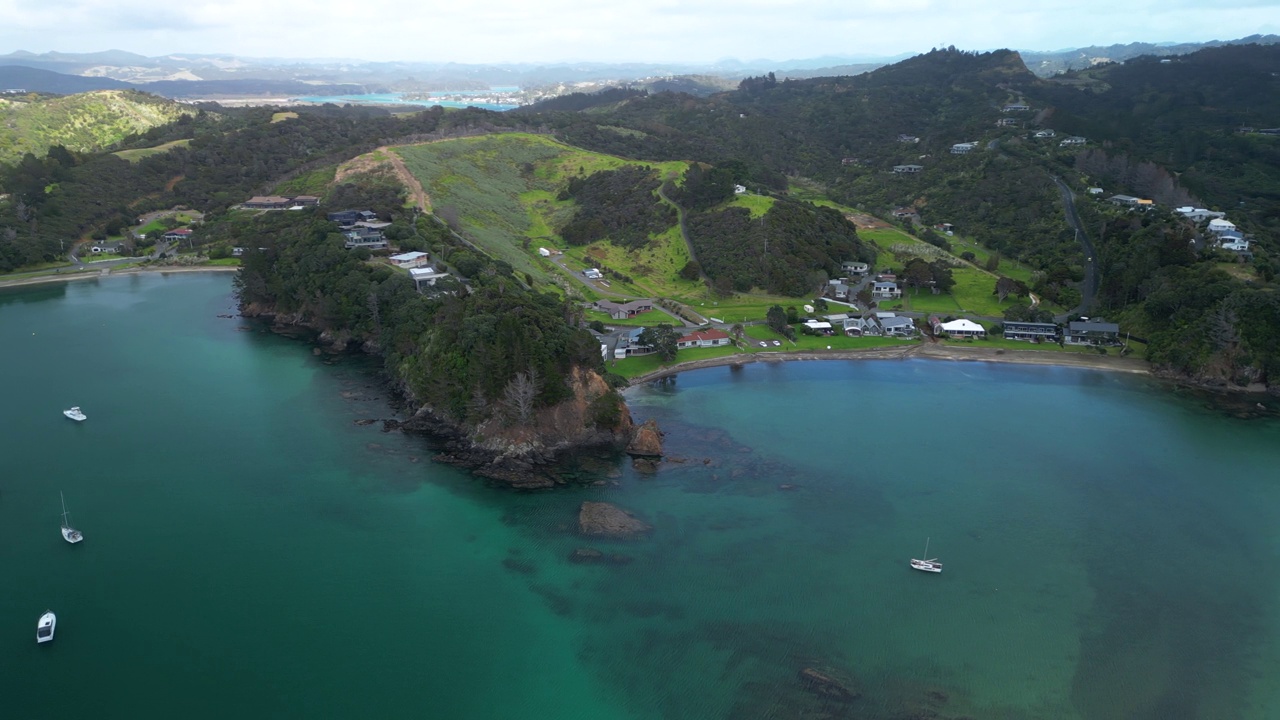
724 193 775 218
273 166 337 197
583 309 674 327
742 323 918 351
395 133 688 286
113 138 191 163
271 112 299 123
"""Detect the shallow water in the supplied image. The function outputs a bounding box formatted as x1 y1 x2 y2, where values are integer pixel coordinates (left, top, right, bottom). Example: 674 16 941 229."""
2 274 1277 719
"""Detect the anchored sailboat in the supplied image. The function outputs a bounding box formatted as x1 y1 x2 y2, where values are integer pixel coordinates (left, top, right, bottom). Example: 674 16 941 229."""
60 492 83 544
910 537 941 573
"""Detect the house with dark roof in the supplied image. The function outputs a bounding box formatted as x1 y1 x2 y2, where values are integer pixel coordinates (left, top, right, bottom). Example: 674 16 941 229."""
597 299 654 320
1003 321 1059 342
879 316 916 337
843 316 881 337
242 196 291 209
1064 319 1121 346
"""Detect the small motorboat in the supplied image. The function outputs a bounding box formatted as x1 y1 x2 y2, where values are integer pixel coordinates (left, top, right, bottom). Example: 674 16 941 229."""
37 611 56 643
910 537 942 573
63 406 87 422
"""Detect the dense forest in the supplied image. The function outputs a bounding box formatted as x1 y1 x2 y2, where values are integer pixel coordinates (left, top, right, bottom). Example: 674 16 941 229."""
557 165 675 249
233 209 622 429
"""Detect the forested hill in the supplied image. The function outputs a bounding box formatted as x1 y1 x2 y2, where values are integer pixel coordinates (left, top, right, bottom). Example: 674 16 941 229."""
527 46 1280 389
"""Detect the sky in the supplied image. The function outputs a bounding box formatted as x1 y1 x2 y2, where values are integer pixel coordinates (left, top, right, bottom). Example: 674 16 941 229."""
1 0 1278 64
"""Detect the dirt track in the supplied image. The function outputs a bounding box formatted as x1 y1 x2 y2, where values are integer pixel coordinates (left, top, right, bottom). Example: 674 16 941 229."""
335 146 431 212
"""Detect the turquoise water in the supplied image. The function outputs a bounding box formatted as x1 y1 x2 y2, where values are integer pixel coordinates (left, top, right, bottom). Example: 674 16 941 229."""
293 92 518 111
2 274 1279 719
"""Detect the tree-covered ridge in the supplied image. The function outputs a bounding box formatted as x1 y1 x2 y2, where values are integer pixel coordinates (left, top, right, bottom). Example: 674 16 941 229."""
558 165 676 249
0 90 200 166
0 103 510 271
1023 43 1280 236
687 198 874 297
234 210 616 426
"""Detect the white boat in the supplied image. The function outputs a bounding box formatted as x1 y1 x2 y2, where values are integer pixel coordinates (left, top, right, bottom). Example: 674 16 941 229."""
910 537 942 573
63 406 87 422
60 492 83 544
37 611 56 643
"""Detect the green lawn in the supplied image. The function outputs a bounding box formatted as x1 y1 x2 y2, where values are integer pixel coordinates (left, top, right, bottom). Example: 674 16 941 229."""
583 309 672 327
742 323 918 351
609 345 740 378
724 193 775 218
207 258 241 266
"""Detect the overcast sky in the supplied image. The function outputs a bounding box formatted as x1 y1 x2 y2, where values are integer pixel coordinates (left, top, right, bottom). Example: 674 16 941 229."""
1 0 1277 64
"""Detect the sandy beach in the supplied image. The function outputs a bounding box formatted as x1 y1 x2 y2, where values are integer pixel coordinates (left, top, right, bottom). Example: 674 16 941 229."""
0 264 240 290
627 341 1151 385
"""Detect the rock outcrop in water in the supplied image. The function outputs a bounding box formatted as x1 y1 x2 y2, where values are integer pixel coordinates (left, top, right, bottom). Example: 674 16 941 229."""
626 418 664 457
578 502 652 538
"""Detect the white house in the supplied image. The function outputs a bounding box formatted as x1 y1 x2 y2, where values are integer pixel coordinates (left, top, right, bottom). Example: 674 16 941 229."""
879 316 916 337
803 321 833 334
843 316 881 336
842 261 869 275
389 251 431 268
733 184 747 194
939 319 986 338
872 281 901 299
584 268 603 280
676 329 732 349
1207 218 1237 235
1060 136 1087 146
538 247 552 257
950 142 978 154
1035 129 1057 138
892 164 924 174
409 267 450 290
1176 207 1226 222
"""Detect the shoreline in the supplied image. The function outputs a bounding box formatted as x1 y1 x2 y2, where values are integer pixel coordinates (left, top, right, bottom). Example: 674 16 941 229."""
0 264 240 290
627 342 1155 385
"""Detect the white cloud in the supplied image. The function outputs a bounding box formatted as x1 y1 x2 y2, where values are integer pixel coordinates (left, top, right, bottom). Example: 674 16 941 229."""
0 0 1276 63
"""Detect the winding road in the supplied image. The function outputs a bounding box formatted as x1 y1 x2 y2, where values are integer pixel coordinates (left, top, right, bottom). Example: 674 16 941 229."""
1050 175 1099 321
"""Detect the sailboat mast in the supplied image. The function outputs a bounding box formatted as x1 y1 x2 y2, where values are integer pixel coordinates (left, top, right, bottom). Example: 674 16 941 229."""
923 537 930 558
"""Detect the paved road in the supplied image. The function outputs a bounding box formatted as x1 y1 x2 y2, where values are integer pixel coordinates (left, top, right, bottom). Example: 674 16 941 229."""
1050 176 1099 321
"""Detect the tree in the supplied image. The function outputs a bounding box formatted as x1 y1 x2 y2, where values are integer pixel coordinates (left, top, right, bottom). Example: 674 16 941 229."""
638 324 681 361
501 368 541 425
766 305 789 335
985 252 1001 272
730 323 744 340
679 260 702 281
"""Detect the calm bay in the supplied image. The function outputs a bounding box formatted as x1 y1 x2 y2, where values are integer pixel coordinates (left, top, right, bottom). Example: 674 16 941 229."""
2 273 1278 719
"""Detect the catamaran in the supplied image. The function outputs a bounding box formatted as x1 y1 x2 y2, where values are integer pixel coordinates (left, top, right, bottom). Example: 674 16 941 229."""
60 492 83 544
37 611 56 643
910 537 942 573
63 406 87 422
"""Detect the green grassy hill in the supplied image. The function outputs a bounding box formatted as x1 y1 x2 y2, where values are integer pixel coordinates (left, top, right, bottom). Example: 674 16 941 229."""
395 133 689 291
0 89 198 165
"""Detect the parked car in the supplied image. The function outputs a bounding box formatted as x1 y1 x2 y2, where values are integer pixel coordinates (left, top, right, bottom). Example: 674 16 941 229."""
772 340 781 346
759 341 767 347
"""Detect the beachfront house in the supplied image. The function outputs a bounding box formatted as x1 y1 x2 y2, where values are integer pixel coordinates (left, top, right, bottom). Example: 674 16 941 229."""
938 319 986 338
843 316 881 337
879 316 916 337
1003 321 1059 342
1064 319 1121 346
676 329 731 349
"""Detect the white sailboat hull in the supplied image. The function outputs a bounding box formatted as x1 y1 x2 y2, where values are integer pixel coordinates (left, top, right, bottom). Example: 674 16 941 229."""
910 559 942 573
61 526 83 544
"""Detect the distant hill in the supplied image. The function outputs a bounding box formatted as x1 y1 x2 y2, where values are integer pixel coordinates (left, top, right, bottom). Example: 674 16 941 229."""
0 89 200 165
0 66 130 94
1020 34 1280 76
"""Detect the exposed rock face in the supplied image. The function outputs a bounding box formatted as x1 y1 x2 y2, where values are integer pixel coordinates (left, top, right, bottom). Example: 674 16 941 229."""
626 418 663 457
396 367 634 489
798 667 859 702
578 502 652 538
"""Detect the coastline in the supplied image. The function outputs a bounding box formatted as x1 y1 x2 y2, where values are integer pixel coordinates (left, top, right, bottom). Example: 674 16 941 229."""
627 342 1153 385
0 264 240 290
